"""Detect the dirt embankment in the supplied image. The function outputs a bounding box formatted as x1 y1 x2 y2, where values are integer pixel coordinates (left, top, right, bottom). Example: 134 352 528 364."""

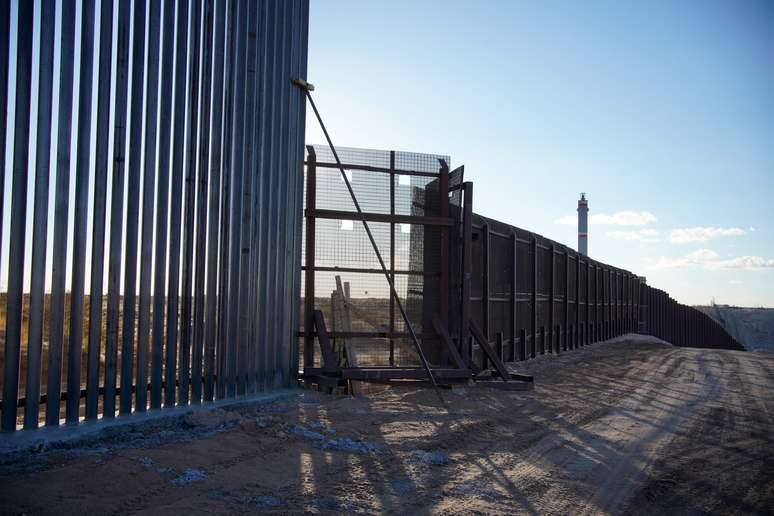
1 335 773 515
696 305 774 352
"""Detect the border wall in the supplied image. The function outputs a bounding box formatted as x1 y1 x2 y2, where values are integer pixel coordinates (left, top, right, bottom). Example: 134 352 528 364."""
0 0 309 433
469 212 744 366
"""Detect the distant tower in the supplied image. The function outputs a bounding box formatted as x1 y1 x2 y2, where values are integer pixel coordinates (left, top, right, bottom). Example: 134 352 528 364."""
578 193 588 256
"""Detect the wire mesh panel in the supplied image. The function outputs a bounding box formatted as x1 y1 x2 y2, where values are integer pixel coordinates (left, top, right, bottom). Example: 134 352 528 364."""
302 145 452 370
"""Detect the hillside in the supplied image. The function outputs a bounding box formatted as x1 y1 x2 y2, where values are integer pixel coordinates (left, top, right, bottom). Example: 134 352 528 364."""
695 305 774 352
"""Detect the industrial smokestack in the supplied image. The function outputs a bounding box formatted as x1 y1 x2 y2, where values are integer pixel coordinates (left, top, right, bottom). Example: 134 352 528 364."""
578 193 588 255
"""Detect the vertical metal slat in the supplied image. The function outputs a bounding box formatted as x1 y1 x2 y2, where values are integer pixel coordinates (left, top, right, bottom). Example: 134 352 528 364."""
204 0 227 402
193 0 214 404
120 0 147 415
52 0 78 425
2 0 34 432
164 0 189 407
104 0 131 419
64 0 96 426
85 0 115 421
152 0 176 409
136 0 161 413
24 0 57 429
179 0 201 405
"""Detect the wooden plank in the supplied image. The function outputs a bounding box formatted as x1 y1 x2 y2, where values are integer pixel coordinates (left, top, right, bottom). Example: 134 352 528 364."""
313 310 338 371
432 317 467 370
193 0 215 404
85 0 114 420
469 319 510 382
64 0 96 425
308 208 454 227
335 276 358 368
180 0 202 405
152 0 176 409
104 0 131 419
23 0 56 429
136 0 161 413
204 0 227 402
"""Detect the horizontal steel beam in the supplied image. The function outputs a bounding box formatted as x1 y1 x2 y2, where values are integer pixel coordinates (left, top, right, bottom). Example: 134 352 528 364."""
303 265 439 277
307 208 454 226
304 367 472 380
306 160 440 178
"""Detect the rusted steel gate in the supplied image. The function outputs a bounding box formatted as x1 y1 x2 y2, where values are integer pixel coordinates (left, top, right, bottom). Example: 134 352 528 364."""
301 145 471 384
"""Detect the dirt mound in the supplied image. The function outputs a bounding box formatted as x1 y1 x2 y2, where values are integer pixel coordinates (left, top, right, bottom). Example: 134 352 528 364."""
696 305 774 351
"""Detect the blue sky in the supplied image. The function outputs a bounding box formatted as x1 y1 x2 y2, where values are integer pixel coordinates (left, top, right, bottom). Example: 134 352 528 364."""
305 0 774 307
2 1 773 308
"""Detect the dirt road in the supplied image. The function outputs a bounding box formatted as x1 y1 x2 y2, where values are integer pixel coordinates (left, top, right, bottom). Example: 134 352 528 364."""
2 335 773 515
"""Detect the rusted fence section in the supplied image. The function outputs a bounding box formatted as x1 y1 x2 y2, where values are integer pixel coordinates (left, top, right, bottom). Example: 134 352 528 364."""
0 0 309 432
300 145 465 382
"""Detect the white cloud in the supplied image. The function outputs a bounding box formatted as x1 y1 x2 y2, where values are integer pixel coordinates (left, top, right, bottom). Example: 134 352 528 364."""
649 249 774 271
591 211 657 226
555 210 657 226
651 249 719 269
555 215 576 225
669 226 746 244
704 256 774 270
606 229 661 242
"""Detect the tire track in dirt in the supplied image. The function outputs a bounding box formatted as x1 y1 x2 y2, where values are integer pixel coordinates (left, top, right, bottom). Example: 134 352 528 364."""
625 349 774 515
496 348 723 515
579 351 722 514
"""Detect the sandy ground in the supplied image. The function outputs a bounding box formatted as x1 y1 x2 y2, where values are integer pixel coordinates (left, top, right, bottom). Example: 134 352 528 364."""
1 335 773 515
